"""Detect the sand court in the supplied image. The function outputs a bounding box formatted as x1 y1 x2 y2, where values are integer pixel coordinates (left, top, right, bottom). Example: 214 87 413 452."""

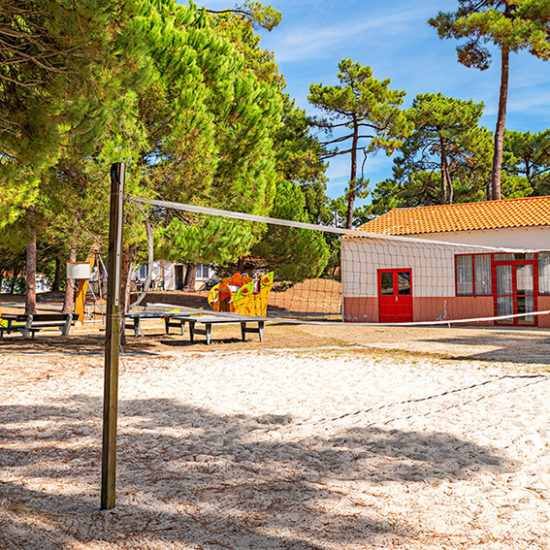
1 348 549 549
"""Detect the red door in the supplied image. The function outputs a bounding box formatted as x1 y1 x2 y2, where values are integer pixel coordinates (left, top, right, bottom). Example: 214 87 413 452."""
493 256 538 327
378 269 413 323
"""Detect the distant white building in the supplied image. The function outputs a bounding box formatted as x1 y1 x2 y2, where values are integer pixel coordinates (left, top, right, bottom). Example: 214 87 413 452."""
341 196 550 328
131 261 217 291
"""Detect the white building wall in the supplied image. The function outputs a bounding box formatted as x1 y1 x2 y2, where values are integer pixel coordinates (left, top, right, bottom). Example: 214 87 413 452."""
342 226 550 299
342 237 494 299
413 226 550 250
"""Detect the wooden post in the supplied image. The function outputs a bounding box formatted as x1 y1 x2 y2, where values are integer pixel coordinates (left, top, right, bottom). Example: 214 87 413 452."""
101 162 125 510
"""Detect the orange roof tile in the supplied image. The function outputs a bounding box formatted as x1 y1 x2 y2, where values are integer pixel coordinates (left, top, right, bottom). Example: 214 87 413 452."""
356 196 550 236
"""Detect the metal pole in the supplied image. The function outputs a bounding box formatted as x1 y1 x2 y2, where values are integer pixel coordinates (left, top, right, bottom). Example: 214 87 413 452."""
101 162 125 510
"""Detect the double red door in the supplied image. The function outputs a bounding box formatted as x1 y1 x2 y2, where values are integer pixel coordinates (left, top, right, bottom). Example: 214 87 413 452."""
493 257 537 326
378 269 413 323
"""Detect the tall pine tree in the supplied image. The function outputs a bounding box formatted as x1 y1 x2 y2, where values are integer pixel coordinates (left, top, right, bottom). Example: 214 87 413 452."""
430 1 550 200
308 59 411 229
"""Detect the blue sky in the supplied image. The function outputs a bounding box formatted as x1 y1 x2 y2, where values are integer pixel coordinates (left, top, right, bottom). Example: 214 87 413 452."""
197 0 550 202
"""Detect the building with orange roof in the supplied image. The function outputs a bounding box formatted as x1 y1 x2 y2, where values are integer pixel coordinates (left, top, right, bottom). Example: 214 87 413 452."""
341 196 550 327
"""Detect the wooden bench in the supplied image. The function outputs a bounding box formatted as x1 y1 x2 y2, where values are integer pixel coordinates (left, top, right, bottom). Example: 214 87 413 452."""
0 313 77 339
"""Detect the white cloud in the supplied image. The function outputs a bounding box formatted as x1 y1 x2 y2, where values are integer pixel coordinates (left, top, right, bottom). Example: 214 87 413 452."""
268 7 436 63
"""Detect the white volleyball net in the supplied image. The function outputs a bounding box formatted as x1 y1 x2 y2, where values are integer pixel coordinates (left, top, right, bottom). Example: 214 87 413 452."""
124 195 550 328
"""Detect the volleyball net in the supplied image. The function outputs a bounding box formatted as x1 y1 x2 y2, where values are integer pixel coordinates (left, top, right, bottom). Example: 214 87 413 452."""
124 194 550 328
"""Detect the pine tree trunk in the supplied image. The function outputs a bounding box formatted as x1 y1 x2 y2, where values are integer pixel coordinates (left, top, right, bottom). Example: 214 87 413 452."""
183 263 197 291
491 45 510 201
525 159 531 190
119 246 136 347
120 246 135 315
52 258 61 292
159 261 165 290
346 116 359 229
446 165 454 204
439 135 448 205
63 247 77 314
25 207 37 315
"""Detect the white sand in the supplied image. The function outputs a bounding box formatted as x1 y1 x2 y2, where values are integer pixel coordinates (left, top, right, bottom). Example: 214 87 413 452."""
1 350 549 549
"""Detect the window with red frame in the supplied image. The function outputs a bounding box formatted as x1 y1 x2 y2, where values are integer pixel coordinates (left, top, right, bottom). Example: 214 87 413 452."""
455 254 492 296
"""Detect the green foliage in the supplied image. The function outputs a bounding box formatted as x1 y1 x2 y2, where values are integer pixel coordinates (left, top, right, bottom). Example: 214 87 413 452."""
0 0 142 227
1 0 333 297
39 0 285 271
309 59 411 228
274 96 331 224
370 124 543 214
202 5 331 276
429 1 550 199
430 1 550 69
206 0 282 31
504 129 550 195
392 93 486 204
250 180 330 282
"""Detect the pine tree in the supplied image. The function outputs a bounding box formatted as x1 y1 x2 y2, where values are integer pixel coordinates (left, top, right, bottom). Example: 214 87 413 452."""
308 59 411 229
395 93 485 205
504 129 550 195
429 1 550 200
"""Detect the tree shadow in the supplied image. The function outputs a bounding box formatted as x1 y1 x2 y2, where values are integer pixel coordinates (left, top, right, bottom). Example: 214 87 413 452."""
0 394 516 549
421 327 550 364
0 334 163 357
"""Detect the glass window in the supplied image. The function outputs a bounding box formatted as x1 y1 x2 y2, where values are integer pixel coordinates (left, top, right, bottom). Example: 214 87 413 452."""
474 255 492 295
517 296 535 324
496 264 513 295
397 272 411 295
539 252 550 295
497 296 514 323
456 255 473 295
380 272 393 295
516 264 533 295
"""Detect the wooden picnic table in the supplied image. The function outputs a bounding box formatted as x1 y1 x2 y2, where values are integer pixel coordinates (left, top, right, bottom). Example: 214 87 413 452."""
186 315 265 345
124 312 265 345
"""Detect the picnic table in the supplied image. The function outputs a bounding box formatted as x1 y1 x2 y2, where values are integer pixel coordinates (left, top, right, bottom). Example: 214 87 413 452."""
125 311 186 338
125 311 265 345
0 313 77 339
187 315 264 345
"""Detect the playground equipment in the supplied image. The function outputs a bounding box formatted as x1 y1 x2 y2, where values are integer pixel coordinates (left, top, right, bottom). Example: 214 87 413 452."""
66 260 91 326
66 246 107 325
208 271 274 316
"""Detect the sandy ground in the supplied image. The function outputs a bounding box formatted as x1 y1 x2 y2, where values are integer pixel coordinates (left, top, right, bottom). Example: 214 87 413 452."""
1 338 549 549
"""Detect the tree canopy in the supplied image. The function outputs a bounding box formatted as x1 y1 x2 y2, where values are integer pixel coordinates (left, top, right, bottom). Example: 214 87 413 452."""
430 0 550 200
308 59 411 228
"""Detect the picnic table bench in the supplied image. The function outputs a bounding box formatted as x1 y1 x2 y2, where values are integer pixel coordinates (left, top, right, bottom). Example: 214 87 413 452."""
0 313 77 339
125 312 264 345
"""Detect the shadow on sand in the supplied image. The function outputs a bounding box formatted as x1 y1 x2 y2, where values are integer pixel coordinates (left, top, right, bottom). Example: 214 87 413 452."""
420 326 550 364
0 392 516 549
